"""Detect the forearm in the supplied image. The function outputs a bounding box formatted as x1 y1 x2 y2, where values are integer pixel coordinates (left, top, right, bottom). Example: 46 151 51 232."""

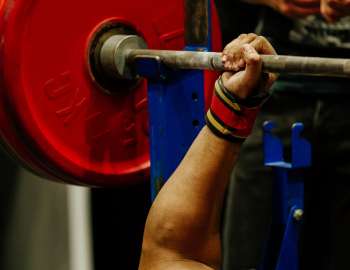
154 126 240 230
140 126 241 268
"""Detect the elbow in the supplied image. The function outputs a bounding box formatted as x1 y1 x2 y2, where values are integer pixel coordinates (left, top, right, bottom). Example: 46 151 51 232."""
143 205 180 248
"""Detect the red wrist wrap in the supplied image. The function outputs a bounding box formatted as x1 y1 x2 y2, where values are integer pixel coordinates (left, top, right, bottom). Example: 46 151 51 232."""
205 77 266 142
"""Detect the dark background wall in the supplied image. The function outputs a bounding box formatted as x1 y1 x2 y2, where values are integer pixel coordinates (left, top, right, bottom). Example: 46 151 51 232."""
91 183 150 270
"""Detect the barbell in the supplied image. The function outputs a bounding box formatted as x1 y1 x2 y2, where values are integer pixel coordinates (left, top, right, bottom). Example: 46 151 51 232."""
100 34 350 80
0 0 349 187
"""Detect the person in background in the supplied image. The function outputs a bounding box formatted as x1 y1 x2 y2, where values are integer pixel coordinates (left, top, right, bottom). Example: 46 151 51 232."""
222 0 350 269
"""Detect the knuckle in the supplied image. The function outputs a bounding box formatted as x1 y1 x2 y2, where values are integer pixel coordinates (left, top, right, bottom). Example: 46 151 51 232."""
253 36 265 48
258 35 271 47
257 35 267 43
238 33 247 39
247 33 258 39
223 43 233 52
250 55 261 64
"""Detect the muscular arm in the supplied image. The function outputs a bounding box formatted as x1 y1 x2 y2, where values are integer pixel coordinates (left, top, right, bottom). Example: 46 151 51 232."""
140 127 240 270
139 34 277 270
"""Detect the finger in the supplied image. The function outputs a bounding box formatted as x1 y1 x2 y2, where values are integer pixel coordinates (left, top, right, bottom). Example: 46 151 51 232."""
325 0 350 13
224 33 258 51
223 36 241 57
280 4 320 17
327 0 350 8
223 33 258 65
268 73 279 85
222 42 241 69
262 73 278 92
222 56 243 71
236 33 259 44
240 44 263 97
249 36 277 55
322 11 343 22
321 1 343 21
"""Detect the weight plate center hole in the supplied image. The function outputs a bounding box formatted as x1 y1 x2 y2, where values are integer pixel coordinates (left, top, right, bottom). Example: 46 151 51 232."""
88 22 141 94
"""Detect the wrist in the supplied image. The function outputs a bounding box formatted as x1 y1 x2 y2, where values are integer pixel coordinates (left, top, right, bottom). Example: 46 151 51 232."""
219 75 269 107
205 76 269 142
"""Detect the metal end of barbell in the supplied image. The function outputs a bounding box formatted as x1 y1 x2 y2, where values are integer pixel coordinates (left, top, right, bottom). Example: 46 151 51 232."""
100 34 148 80
88 23 147 94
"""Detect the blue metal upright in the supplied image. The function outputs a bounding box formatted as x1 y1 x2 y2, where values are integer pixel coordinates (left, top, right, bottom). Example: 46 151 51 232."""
136 0 213 200
261 121 311 270
146 68 207 199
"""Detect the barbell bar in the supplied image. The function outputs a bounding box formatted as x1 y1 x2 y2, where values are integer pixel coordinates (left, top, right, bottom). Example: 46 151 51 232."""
99 35 350 80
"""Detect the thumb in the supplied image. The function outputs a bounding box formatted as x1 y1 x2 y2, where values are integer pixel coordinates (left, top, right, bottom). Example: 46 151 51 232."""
241 44 263 97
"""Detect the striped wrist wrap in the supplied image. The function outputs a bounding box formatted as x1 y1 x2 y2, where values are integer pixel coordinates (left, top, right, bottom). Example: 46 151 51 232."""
205 76 269 142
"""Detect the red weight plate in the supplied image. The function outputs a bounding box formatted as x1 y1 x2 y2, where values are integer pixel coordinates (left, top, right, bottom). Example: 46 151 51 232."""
0 0 6 30
0 0 50 177
1 0 187 186
0 0 222 186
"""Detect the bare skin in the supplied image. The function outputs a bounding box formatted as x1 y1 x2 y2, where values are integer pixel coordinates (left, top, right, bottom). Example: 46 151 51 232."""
138 34 277 270
242 0 320 18
321 0 350 21
243 0 350 22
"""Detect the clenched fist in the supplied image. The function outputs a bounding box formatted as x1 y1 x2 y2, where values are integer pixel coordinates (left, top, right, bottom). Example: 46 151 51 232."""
221 33 278 99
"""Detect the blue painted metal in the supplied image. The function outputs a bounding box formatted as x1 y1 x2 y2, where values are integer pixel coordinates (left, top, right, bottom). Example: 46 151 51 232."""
135 0 213 200
291 123 311 168
134 56 169 80
261 121 311 270
146 68 206 199
275 206 302 270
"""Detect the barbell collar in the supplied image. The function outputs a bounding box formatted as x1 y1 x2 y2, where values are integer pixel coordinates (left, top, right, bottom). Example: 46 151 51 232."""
100 35 350 79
